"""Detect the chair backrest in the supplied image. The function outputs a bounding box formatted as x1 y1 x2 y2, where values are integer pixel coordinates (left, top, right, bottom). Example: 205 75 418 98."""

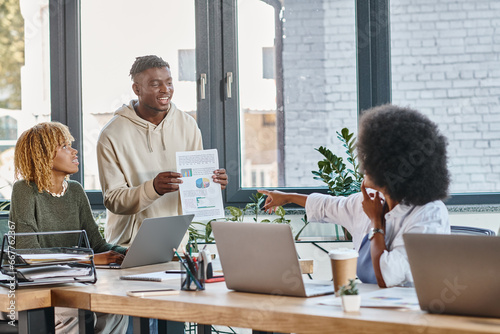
450 225 496 236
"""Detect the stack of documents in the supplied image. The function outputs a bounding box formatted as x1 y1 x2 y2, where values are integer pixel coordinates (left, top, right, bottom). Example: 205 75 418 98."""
17 265 91 280
0 231 97 287
20 253 91 265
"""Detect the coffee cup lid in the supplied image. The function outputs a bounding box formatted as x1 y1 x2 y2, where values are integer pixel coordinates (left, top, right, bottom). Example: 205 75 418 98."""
328 248 358 260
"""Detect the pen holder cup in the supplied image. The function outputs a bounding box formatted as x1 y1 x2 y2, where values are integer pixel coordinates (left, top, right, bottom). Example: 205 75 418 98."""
180 259 205 291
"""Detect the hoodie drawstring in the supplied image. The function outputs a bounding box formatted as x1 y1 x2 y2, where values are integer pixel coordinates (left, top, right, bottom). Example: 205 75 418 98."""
146 124 153 152
161 121 167 151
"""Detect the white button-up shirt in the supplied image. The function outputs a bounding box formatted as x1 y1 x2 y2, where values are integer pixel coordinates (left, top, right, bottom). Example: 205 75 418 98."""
305 192 450 287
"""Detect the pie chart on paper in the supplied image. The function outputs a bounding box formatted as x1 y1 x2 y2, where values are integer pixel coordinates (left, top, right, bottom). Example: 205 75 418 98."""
196 177 211 189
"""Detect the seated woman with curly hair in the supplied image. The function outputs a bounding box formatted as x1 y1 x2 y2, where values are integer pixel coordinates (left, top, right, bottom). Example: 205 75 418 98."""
10 122 128 333
259 104 450 288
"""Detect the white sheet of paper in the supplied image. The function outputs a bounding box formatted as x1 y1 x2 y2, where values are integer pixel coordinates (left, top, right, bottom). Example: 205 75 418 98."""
20 253 91 264
120 271 181 282
18 264 91 280
176 149 225 220
320 287 420 310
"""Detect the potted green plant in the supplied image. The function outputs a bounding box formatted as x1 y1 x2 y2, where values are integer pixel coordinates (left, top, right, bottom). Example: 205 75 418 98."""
312 128 364 240
188 192 311 250
339 278 361 312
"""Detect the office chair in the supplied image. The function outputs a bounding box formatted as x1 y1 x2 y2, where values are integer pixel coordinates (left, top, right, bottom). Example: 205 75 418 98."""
450 225 496 236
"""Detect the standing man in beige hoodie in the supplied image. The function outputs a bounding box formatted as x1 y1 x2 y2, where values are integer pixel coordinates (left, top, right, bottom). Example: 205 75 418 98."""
97 55 228 246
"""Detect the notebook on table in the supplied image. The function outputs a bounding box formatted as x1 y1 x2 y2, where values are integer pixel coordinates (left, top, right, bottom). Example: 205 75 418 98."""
404 233 500 318
211 221 334 297
96 214 194 269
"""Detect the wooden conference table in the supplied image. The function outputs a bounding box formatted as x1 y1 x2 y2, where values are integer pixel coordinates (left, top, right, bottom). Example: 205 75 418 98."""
2 262 500 334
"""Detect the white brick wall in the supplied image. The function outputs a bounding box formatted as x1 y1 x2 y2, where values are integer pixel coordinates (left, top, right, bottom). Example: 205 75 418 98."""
391 0 500 192
282 0 500 193
283 0 357 187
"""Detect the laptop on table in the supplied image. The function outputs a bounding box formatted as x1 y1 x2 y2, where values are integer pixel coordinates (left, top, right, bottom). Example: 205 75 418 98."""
97 214 194 269
404 233 500 318
211 221 334 297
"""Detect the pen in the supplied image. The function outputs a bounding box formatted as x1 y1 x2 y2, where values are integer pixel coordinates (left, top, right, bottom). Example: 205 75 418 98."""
173 248 203 290
164 270 184 274
193 256 199 271
184 249 203 286
175 248 200 289
182 249 198 277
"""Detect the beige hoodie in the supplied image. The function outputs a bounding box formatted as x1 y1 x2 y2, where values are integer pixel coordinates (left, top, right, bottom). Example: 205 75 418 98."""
97 100 203 246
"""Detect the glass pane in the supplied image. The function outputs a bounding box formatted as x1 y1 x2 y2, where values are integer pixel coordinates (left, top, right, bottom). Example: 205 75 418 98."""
237 0 357 188
390 0 500 193
0 0 51 199
81 0 196 190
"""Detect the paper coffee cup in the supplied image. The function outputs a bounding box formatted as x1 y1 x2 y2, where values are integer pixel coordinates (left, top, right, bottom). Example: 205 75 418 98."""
328 248 358 295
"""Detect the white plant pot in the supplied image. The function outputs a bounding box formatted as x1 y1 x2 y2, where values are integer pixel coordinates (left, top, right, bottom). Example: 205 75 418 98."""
341 295 361 312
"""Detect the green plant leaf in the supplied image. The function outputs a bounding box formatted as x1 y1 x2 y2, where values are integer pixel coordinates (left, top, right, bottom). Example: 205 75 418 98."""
226 206 243 219
275 206 286 218
339 278 358 296
311 128 364 242
244 203 255 211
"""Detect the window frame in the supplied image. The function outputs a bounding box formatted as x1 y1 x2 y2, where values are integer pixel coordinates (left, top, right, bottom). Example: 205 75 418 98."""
50 0 84 183
48 0 499 209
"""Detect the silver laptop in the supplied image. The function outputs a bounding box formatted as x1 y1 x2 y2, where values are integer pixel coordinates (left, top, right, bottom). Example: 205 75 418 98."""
404 233 500 318
211 222 334 297
97 214 194 269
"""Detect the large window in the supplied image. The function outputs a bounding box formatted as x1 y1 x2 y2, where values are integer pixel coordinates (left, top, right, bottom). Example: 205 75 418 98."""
235 0 358 190
390 0 500 193
0 0 51 199
237 0 279 188
6 0 494 206
80 0 197 190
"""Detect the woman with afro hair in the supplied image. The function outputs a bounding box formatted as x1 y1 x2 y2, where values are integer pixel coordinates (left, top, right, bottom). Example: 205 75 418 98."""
10 122 128 333
259 104 450 288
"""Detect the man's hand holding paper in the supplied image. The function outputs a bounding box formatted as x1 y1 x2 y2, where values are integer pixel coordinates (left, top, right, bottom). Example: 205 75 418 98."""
153 171 183 195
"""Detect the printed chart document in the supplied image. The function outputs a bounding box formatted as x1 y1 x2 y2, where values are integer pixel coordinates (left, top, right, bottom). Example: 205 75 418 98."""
321 287 420 310
176 149 225 220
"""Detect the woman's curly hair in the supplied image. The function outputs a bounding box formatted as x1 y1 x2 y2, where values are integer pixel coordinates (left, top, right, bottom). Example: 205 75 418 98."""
14 122 74 193
357 104 450 206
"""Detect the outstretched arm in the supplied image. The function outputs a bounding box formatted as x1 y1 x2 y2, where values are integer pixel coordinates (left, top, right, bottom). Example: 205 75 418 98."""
258 189 308 213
